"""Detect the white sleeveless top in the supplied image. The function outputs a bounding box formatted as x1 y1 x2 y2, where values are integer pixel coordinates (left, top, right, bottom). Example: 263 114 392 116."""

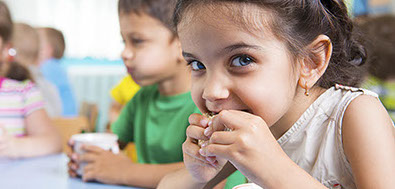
236 85 379 189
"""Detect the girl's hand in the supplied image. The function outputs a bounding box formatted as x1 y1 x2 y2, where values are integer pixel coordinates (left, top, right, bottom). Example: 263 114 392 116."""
200 110 288 184
183 113 228 184
71 145 132 185
0 126 18 158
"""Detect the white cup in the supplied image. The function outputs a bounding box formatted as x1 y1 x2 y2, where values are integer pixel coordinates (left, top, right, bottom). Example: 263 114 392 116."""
232 183 263 189
71 133 120 176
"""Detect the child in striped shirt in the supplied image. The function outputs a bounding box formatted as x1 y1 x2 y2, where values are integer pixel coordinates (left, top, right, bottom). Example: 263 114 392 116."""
0 1 62 159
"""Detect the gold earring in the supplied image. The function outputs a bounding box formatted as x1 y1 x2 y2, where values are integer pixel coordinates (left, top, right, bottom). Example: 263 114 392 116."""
304 81 310 96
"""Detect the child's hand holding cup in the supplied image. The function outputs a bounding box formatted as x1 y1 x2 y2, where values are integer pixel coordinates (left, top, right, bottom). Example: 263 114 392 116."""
69 133 119 176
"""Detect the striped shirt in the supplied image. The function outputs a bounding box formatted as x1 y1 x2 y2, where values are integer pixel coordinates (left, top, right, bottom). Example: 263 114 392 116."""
0 78 44 136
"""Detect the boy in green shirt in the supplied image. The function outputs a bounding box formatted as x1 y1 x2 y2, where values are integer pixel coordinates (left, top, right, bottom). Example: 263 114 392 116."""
68 0 198 188
112 84 199 164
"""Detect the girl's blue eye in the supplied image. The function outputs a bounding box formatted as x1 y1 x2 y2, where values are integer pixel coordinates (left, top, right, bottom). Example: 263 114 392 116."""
189 61 206 71
231 55 254 67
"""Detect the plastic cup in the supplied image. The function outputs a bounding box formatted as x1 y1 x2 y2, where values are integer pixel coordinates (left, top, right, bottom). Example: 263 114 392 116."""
71 133 119 176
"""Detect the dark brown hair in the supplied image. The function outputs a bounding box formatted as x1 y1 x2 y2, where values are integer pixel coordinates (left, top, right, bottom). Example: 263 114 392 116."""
173 0 367 88
37 27 65 59
0 1 32 81
0 1 12 42
5 62 33 81
358 15 395 81
118 0 178 35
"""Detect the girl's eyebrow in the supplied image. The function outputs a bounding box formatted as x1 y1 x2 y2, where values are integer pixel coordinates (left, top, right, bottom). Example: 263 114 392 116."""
221 42 263 54
182 52 197 59
182 42 262 60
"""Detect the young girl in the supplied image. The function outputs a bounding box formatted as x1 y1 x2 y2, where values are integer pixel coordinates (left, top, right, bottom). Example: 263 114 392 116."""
0 1 62 159
158 0 395 188
12 23 63 118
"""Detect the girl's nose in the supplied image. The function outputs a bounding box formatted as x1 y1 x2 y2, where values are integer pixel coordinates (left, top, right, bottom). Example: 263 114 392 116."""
202 74 230 102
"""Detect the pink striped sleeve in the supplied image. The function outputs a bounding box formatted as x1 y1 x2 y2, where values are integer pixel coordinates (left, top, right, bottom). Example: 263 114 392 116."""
22 81 45 116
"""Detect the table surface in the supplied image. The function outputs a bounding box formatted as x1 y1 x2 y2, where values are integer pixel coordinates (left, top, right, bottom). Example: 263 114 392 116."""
0 154 139 189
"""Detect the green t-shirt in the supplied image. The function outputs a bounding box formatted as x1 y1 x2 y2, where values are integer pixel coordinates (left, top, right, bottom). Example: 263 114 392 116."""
112 84 200 164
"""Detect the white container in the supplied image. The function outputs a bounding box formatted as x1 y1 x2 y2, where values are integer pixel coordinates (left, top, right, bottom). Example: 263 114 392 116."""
71 133 119 176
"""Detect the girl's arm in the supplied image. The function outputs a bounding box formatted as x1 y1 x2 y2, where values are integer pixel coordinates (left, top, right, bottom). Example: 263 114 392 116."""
13 109 62 158
342 95 395 189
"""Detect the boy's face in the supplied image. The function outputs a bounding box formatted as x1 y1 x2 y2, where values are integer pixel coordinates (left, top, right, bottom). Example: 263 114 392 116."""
178 5 301 127
119 12 182 86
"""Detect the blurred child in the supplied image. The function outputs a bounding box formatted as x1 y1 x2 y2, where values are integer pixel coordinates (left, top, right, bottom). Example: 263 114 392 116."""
359 15 395 121
68 0 201 188
12 23 62 118
159 0 395 188
36 27 77 117
0 1 62 159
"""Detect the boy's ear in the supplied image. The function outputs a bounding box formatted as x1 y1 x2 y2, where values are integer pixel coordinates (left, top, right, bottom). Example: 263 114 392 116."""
298 34 332 89
173 38 185 64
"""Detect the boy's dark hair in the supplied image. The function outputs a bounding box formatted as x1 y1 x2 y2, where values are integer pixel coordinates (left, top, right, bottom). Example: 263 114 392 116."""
37 27 65 59
358 15 395 81
0 1 32 81
118 0 177 35
173 0 367 88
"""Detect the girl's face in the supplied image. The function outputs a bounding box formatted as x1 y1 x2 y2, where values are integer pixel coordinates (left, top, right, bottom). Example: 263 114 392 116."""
119 12 182 86
178 5 300 127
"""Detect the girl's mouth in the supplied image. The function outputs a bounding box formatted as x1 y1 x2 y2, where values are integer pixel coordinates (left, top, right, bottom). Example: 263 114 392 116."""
207 109 251 116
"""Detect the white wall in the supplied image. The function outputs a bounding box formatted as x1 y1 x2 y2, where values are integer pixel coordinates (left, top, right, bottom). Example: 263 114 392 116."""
4 0 123 59
392 0 395 13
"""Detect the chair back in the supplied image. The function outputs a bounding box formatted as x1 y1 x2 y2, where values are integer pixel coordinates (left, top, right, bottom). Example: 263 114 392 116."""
52 116 89 154
79 102 99 132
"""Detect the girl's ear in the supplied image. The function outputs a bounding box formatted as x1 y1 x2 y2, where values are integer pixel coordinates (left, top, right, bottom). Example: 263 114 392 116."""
298 34 332 89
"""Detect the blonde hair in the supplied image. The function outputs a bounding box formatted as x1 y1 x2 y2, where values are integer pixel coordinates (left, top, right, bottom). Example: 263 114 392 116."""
37 27 65 59
12 23 40 66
